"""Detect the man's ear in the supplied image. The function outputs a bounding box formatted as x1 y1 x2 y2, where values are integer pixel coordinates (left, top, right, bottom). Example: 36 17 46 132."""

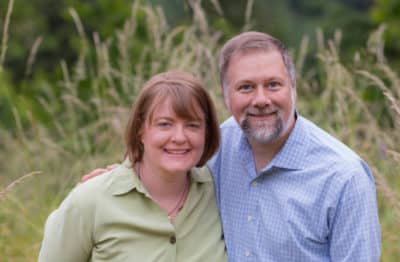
292 85 297 103
221 84 230 110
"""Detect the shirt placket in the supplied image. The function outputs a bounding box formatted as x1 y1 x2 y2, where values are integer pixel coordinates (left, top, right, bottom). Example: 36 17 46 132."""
239 144 260 261
241 177 260 261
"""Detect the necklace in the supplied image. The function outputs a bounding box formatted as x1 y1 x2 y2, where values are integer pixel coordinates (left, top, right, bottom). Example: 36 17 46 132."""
136 163 190 220
167 177 189 220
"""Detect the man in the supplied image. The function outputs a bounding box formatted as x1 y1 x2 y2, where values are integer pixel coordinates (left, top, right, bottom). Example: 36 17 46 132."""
208 31 380 261
82 32 381 261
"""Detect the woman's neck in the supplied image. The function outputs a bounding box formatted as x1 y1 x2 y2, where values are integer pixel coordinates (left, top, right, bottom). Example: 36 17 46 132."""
135 162 190 219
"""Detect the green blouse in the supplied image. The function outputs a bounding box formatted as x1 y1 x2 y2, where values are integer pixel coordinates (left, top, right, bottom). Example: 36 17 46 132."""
38 161 227 262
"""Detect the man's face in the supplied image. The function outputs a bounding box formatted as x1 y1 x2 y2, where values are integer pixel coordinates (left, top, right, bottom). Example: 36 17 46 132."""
223 49 296 144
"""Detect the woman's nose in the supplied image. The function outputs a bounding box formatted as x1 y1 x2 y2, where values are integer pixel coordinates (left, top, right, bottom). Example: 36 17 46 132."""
171 125 187 143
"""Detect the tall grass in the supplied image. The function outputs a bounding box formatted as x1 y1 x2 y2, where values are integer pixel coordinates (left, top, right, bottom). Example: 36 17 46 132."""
0 0 399 261
295 26 400 259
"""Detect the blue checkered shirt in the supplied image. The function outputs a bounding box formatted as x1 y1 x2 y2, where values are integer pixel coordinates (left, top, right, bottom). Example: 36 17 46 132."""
208 115 381 261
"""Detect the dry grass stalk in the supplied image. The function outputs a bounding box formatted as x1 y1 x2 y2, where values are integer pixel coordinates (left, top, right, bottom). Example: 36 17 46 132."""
187 0 209 35
0 171 42 202
69 8 86 40
357 70 400 124
295 36 309 75
0 0 14 70
372 166 400 220
244 0 255 29
210 0 223 16
25 36 43 76
367 24 386 64
385 149 400 162
69 7 89 81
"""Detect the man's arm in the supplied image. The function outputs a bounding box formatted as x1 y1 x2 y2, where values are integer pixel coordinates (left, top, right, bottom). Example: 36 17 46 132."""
329 166 381 261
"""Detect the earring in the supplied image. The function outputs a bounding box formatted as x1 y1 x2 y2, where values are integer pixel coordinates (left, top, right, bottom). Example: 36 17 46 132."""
139 142 144 154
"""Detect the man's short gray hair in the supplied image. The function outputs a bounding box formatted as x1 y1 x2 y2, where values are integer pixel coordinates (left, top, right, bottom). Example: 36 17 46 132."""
218 31 296 89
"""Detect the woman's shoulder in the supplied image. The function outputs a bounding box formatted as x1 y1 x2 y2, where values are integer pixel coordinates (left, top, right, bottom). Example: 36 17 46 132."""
68 163 134 204
189 166 213 183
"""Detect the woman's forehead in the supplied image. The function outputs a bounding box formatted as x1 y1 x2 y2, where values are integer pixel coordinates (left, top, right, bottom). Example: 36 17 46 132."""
148 97 205 121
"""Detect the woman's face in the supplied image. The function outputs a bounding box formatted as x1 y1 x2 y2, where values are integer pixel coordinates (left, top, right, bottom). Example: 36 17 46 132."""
140 99 206 176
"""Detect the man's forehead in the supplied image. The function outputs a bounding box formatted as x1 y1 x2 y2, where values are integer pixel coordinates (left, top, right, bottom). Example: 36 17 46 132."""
231 47 280 61
228 49 284 74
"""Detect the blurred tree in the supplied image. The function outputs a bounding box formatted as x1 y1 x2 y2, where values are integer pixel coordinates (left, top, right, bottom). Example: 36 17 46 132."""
285 0 375 52
338 0 373 10
0 0 137 129
214 0 375 54
0 0 132 84
0 0 70 84
370 0 400 64
150 0 376 58
0 0 380 84
0 0 395 130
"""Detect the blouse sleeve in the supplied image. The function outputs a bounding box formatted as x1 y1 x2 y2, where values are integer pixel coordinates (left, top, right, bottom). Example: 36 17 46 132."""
38 187 93 262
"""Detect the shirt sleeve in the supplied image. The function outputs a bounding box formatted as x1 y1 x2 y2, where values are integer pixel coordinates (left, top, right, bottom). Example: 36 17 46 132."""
329 165 381 261
38 187 93 262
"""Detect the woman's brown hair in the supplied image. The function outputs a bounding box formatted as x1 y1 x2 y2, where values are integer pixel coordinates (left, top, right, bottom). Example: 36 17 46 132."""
125 70 220 167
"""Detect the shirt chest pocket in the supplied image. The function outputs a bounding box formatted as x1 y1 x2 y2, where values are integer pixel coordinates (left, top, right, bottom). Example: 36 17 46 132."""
256 194 329 252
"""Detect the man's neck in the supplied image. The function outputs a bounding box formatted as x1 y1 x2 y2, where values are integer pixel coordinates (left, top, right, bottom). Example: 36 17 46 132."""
249 137 284 173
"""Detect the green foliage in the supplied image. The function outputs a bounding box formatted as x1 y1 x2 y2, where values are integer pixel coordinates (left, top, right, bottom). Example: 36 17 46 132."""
370 0 400 61
0 70 15 128
0 0 387 129
191 0 376 58
0 0 134 80
0 1 399 261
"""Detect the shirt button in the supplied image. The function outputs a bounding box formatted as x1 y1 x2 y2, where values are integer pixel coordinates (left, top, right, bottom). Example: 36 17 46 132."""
247 215 253 221
245 250 251 257
169 236 176 244
252 181 258 186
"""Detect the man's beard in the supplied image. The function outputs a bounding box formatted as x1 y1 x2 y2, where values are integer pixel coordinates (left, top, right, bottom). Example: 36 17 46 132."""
239 107 284 144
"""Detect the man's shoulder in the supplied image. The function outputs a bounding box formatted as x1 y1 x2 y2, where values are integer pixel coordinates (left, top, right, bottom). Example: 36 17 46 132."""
220 116 238 129
219 117 242 138
299 116 371 177
300 117 352 153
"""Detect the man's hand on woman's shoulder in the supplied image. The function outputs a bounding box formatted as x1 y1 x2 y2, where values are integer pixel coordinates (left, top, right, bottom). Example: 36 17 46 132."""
80 164 118 183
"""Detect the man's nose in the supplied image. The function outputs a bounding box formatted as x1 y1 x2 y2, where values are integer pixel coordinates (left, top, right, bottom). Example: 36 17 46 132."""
252 86 271 108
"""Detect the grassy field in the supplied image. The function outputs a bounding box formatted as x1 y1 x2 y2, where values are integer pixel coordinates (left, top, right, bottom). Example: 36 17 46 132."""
1 1 399 261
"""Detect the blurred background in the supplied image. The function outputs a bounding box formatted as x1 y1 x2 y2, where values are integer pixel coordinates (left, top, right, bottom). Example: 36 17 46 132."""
0 0 399 260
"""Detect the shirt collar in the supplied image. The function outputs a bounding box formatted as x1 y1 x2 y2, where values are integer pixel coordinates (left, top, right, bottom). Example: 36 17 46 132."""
270 115 308 170
110 159 212 196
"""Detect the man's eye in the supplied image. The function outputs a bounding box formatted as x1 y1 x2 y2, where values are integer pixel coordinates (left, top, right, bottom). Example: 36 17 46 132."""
268 81 281 89
238 84 253 92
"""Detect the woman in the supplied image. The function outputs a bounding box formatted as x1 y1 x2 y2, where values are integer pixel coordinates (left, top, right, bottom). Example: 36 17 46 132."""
39 71 227 261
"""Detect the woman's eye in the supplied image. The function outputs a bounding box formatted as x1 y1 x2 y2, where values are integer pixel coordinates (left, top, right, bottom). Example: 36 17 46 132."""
187 122 201 129
157 121 171 127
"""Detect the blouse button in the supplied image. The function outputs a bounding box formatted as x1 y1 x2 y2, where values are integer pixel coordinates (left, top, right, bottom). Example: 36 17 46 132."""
169 236 176 244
